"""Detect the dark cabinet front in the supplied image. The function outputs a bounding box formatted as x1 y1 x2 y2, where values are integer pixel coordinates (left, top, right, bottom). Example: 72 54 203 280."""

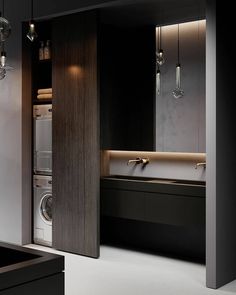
101 188 205 227
100 24 156 151
100 180 206 259
52 11 100 258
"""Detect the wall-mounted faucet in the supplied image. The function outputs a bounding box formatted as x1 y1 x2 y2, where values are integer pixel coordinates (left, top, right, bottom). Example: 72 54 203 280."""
127 157 149 165
195 162 206 169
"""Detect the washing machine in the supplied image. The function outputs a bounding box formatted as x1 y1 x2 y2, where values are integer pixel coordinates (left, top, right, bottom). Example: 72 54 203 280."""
34 175 52 247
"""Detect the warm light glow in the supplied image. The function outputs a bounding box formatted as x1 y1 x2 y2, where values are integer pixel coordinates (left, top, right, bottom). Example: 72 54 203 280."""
106 150 206 162
156 19 206 35
68 65 83 76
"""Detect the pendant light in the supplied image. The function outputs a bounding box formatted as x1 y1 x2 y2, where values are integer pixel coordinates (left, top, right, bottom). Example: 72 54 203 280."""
0 0 12 80
173 24 184 99
0 45 6 67
27 0 37 42
156 65 161 96
156 26 165 66
0 0 11 42
0 42 13 71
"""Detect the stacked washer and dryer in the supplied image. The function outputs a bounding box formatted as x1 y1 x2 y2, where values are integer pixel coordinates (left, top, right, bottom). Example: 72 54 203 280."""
33 105 52 247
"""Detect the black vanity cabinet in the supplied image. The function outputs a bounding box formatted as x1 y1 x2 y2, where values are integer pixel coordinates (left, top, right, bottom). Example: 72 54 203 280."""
100 177 206 259
101 177 205 226
100 24 156 151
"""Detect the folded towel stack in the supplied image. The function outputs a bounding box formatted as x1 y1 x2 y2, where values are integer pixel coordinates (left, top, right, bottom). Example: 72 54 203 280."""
37 88 52 99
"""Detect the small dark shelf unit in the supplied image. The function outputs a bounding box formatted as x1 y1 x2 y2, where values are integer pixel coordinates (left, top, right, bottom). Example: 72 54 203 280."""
30 21 52 104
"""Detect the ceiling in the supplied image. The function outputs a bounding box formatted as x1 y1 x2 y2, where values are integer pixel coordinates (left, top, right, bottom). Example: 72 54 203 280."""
100 0 206 27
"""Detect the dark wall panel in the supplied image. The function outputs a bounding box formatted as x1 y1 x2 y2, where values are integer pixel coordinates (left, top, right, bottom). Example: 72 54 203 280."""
100 24 156 150
206 0 236 288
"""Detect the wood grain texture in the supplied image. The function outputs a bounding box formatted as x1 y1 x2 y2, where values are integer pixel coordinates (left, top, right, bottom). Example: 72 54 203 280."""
52 11 99 257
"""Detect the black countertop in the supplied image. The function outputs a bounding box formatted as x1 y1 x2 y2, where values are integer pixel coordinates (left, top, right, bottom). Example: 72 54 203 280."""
101 175 206 197
0 242 64 291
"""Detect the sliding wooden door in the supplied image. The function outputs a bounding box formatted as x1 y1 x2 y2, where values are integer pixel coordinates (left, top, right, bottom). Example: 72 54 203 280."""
52 11 99 257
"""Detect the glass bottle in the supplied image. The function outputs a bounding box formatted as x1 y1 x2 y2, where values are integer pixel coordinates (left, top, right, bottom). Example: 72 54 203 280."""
39 41 44 60
44 40 51 60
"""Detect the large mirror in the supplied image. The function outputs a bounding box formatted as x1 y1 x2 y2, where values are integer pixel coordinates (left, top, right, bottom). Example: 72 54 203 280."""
155 21 206 153
100 0 206 153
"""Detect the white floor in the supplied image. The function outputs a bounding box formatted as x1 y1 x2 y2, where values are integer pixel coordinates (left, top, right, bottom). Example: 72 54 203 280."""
26 244 236 295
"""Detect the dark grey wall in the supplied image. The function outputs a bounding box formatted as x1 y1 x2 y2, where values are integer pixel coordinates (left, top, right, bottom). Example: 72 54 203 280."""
156 20 206 152
206 0 236 289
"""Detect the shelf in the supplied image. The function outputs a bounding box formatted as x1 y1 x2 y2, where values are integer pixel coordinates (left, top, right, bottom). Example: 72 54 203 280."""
38 59 52 64
33 99 52 105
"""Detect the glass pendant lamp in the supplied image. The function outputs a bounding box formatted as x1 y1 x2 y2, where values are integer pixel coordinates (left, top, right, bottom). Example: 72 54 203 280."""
0 1 12 80
156 66 161 96
0 43 13 72
173 24 184 99
156 26 165 66
27 0 37 41
0 44 6 80
0 0 11 42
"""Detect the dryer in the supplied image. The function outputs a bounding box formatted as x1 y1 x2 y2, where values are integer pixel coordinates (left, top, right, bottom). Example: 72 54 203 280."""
33 104 52 175
33 175 52 247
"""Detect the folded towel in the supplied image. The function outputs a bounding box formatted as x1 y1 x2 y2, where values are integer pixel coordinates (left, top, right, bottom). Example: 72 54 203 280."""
38 88 52 94
37 94 53 99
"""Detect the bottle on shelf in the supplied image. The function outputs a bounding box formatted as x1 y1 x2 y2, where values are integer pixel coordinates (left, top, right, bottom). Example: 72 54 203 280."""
39 41 44 60
44 40 51 60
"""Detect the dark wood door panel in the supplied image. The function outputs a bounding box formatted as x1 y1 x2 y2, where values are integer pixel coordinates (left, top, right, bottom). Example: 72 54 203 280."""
52 11 99 257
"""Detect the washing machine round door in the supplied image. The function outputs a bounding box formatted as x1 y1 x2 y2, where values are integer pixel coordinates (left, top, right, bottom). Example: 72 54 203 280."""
39 193 52 225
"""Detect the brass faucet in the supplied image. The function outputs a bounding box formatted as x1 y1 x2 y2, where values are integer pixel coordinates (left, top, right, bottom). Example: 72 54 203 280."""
195 162 206 169
127 157 149 165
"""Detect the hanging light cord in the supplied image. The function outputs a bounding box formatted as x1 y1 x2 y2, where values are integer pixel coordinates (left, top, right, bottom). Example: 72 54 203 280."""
177 24 180 65
0 0 4 17
157 26 162 51
31 0 34 20
160 26 162 50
